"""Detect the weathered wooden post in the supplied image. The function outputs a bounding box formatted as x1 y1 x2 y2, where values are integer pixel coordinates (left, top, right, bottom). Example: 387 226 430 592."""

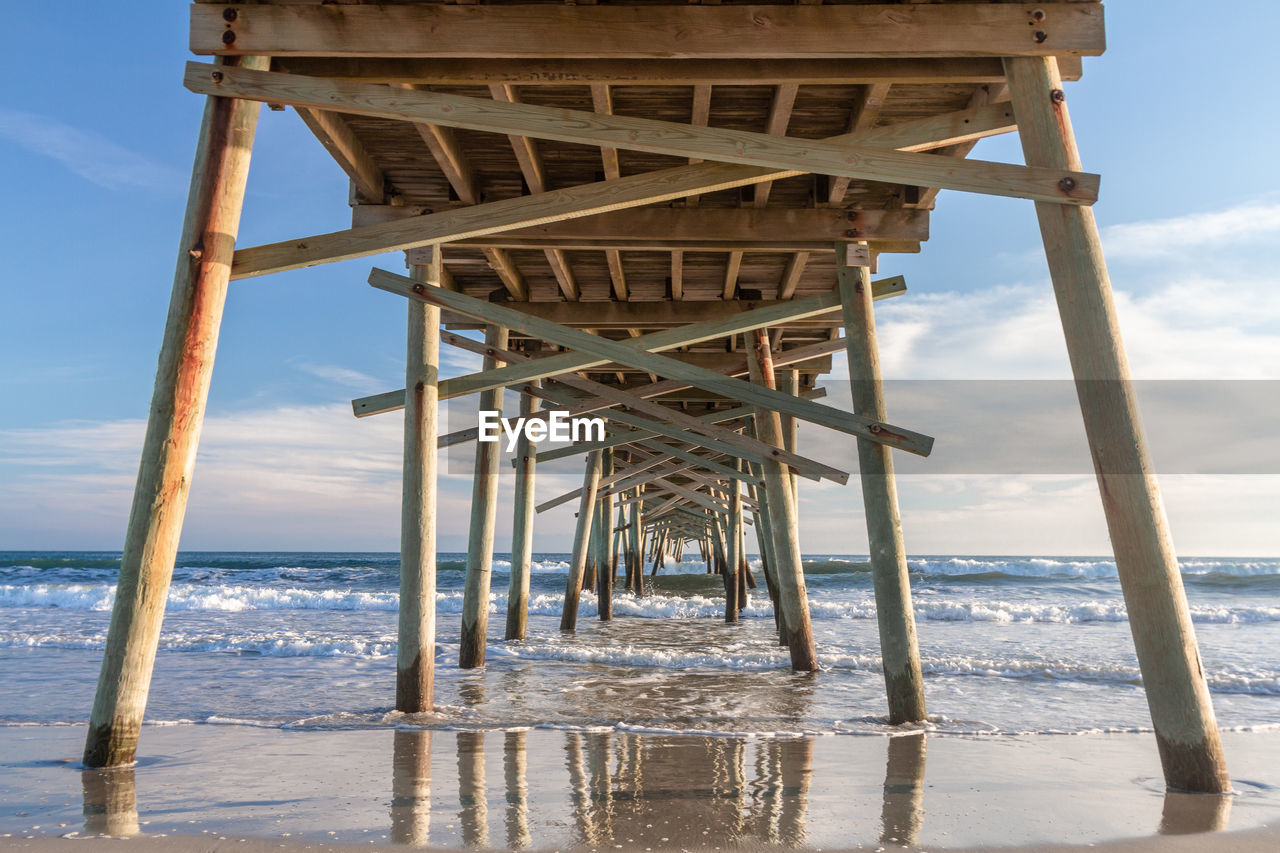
836 245 927 724
398 259 443 711
83 56 268 768
505 384 539 641
778 369 801 500
460 324 509 668
746 331 818 670
1005 56 1230 793
630 501 645 595
725 477 742 622
596 449 615 621
561 451 603 631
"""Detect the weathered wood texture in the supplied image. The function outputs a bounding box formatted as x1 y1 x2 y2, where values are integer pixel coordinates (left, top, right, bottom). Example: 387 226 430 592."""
505 385 539 641
84 56 268 769
836 248 927 725
459 325 509 668
397 262 441 712
1005 55 1229 794
562 451 604 631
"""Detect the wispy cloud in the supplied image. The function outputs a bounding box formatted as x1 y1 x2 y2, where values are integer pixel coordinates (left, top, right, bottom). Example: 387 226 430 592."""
295 363 384 390
0 108 184 192
1102 201 1280 260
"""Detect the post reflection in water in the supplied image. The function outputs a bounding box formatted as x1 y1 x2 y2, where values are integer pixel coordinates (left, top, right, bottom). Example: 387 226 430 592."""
503 730 531 850
456 731 489 848
880 733 927 847
1159 790 1232 835
81 766 139 838
390 729 432 846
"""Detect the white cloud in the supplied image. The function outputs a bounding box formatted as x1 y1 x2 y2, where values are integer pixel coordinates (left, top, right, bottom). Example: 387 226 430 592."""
0 108 184 192
295 363 384 389
1101 201 1280 260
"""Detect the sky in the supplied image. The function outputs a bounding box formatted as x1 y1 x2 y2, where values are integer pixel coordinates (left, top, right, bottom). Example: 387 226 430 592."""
1 2 1278 555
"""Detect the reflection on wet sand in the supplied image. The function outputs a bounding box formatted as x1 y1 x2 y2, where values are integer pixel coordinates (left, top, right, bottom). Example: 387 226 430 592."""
503 730 531 849
881 733 927 846
81 766 138 838
1159 789 1232 835
390 729 432 846
456 731 488 848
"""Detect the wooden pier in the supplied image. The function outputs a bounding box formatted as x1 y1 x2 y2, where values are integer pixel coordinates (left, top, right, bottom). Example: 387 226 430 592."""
85 1 1230 793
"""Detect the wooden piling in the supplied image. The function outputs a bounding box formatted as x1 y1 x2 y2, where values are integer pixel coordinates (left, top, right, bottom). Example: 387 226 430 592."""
561 450 603 631
778 369 800 501
746 330 818 670
460 324 510 668
596 448 614 621
1005 55 1230 793
83 56 268 768
398 260 443 710
505 384 539 641
630 501 645 595
836 246 927 724
725 475 742 622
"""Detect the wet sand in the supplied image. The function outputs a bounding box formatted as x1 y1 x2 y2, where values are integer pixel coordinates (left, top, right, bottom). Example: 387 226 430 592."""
2 725 1278 850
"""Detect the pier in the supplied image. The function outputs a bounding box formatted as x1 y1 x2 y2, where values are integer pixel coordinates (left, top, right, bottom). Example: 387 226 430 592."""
85 0 1229 794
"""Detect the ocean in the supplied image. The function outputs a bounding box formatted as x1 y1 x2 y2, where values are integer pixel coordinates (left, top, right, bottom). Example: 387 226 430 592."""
2 551 1279 736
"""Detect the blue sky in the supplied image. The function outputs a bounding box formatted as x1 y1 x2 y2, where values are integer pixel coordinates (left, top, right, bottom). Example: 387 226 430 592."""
2 2 1278 554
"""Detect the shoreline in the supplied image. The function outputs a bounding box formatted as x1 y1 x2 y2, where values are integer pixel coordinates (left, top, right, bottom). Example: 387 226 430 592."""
3 725 1278 851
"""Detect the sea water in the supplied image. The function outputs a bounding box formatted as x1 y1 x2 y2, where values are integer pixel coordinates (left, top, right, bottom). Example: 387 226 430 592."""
2 551 1278 736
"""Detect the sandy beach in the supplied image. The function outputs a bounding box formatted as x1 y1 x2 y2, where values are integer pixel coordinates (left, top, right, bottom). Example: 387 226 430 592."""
2 725 1278 851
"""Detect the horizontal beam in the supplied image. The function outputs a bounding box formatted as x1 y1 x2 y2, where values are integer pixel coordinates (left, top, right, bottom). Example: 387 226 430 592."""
188 64 1096 206
370 267 931 457
229 101 1018 279
269 56 1084 86
194 4 1105 59
346 207 930 252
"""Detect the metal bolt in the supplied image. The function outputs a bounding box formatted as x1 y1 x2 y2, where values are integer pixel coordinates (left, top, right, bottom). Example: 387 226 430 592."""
869 424 883 434
413 284 426 295
846 211 859 222
1050 88 1066 105
1034 30 1048 44
1032 9 1046 22
222 30 237 45
223 8 238 23
845 229 859 238
1059 177 1077 192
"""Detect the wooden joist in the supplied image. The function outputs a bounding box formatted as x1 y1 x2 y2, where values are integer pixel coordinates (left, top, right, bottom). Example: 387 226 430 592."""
268 56 1085 86
187 65 1096 208
194 4 1106 59
229 101 1016 279
293 108 386 203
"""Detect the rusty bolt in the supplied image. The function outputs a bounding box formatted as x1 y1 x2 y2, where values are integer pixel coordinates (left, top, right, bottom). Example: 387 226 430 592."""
1034 30 1048 44
412 284 426 295
846 211 859 222
210 71 223 83
1059 176 1077 192
845 229 859 238
869 423 883 434
222 30 237 45
223 8 238 23
188 248 203 261
1032 9 1046 22
1050 88 1066 105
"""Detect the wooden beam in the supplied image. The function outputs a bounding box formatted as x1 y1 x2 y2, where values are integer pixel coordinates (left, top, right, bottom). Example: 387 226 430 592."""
195 4 1107 59
828 83 892 205
777 252 809 300
229 102 1017 278
294 107 386 202
370 267 932 456
189 65 1094 209
753 83 800 209
269 56 1085 86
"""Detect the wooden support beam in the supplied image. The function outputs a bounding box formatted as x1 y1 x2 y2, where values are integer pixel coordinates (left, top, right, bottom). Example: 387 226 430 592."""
911 82 1008 211
746 330 817 671
836 246 927 725
397 261 441 712
562 451 603 631
777 252 809 301
596 448 615 622
725 470 743 623
294 107 386 202
194 4 1107 59
83 56 269 769
505 384 538 641
488 83 548 193
189 65 1094 213
229 101 1017 278
459 325 508 668
753 83 799 209
269 56 1084 87
828 82 892 205
1005 56 1229 794
369 268 933 456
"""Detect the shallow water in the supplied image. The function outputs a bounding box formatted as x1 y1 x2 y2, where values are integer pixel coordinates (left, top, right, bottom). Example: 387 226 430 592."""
2 551 1279 735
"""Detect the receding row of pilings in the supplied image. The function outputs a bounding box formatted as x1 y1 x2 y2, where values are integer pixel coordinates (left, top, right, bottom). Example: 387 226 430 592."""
82 53 1229 794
